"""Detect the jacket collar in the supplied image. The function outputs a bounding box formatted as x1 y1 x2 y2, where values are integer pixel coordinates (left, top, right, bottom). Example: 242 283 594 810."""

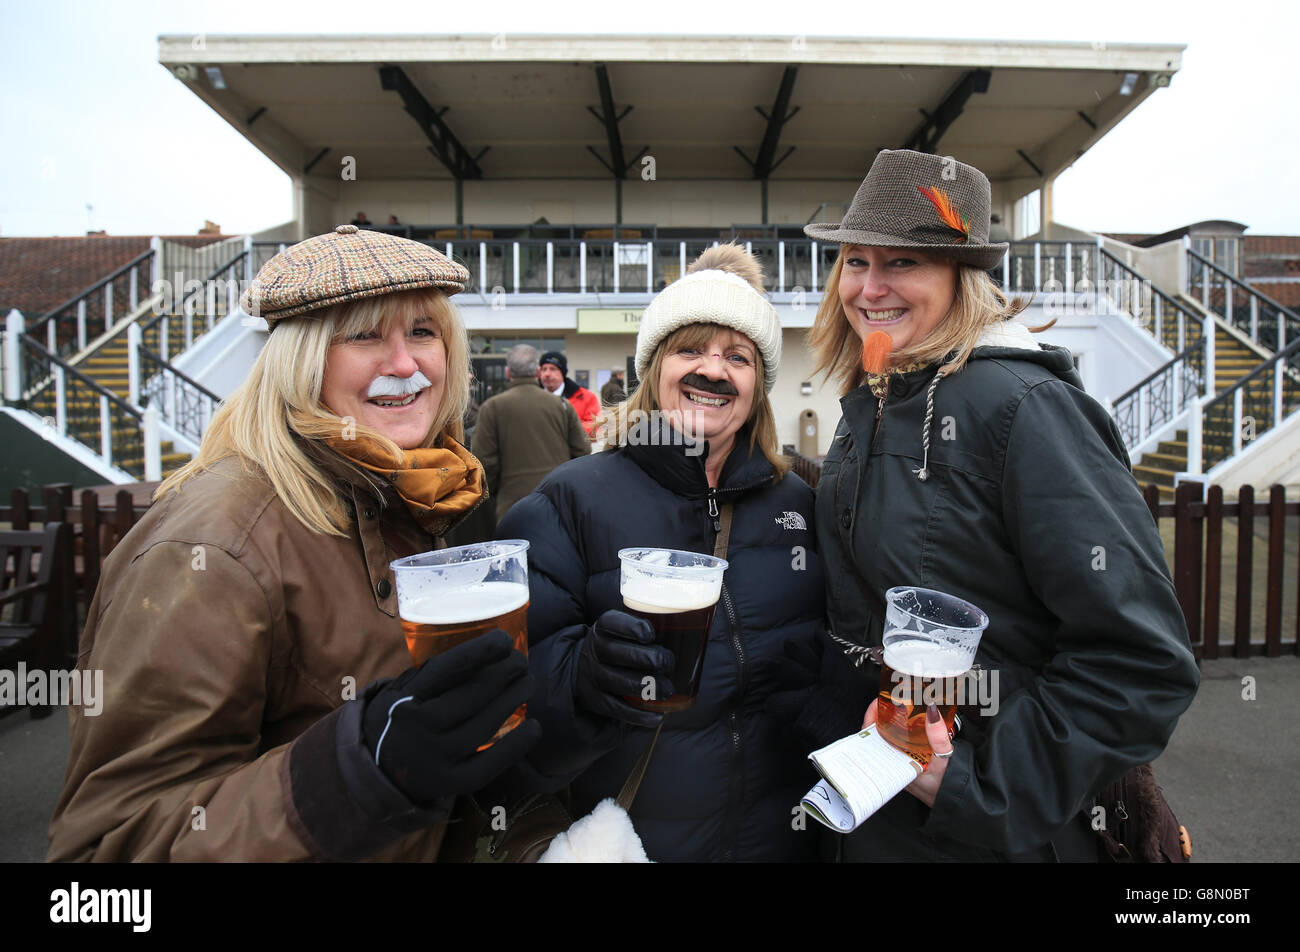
622 416 773 501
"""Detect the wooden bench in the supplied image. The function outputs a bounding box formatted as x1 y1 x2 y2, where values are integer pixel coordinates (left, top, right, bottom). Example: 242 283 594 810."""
0 523 75 719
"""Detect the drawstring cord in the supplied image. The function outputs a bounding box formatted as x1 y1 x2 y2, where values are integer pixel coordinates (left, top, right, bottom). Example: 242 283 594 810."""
913 371 944 482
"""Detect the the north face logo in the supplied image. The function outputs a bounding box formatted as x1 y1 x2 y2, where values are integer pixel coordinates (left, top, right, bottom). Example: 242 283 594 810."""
775 511 807 530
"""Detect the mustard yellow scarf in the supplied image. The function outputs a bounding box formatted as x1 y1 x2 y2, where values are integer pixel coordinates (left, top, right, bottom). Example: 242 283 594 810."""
326 434 487 534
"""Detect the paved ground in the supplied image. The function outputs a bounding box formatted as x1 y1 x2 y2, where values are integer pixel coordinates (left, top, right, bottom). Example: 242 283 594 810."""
3 655 1297 863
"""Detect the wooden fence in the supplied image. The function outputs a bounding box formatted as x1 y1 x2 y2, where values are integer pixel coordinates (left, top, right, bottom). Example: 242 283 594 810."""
1 484 151 625
5 470 1298 660
784 451 1298 659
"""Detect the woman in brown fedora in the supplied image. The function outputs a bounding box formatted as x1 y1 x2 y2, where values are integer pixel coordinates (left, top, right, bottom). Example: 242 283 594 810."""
788 150 1199 861
49 225 539 862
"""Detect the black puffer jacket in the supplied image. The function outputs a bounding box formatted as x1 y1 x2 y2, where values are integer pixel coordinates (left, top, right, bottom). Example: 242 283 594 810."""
498 427 826 862
816 322 1199 862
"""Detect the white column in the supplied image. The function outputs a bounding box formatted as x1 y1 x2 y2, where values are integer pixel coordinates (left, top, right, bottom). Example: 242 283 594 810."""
512 242 520 294
679 242 686 284
646 241 653 293
811 242 819 291
1064 241 1073 292
777 241 785 292
99 395 112 464
104 282 113 328
1204 317 1216 397
479 242 487 293
3 309 23 402
579 242 587 294
613 242 621 293
128 323 141 406
1033 243 1042 289
144 405 162 481
77 300 87 350
1274 357 1285 428
1232 389 1243 456
1187 401 1203 475
54 365 66 435
546 242 554 294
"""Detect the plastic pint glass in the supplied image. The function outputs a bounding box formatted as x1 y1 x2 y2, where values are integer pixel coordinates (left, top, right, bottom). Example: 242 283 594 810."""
876 586 989 765
618 547 728 713
390 541 530 746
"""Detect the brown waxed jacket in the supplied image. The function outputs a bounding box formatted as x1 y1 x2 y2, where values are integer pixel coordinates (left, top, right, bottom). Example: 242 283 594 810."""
48 453 465 862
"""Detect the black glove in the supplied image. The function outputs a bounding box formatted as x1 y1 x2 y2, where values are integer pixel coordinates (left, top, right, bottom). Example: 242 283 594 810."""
765 631 873 752
575 609 675 729
362 630 541 806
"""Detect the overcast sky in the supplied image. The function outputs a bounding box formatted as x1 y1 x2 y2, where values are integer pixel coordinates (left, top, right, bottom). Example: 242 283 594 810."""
2 0 1296 238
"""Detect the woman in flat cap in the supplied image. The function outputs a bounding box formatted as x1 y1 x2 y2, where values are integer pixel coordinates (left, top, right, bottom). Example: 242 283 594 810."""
49 225 538 862
793 150 1198 861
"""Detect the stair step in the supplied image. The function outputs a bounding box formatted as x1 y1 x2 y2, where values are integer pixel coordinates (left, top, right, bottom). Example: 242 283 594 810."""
1133 464 1177 486
1157 440 1188 455
1141 451 1187 468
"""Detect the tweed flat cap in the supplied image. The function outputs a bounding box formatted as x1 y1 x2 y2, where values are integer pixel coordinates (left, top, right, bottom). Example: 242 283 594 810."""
804 149 1007 269
240 224 471 326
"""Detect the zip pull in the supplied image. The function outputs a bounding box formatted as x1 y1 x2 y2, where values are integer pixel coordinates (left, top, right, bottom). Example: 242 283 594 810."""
708 493 719 518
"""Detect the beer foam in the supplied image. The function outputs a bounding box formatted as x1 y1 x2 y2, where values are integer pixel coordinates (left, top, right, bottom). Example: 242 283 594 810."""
401 581 529 625
882 640 971 678
621 576 720 614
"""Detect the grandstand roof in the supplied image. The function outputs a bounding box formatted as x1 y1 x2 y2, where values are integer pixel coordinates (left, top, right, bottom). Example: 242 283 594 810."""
158 33 1182 186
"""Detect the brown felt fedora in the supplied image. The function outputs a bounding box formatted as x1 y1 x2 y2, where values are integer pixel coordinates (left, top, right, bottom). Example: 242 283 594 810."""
804 149 1007 269
241 224 471 328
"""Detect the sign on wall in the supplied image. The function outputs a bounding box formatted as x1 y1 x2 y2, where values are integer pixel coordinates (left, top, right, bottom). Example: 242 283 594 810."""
576 308 644 334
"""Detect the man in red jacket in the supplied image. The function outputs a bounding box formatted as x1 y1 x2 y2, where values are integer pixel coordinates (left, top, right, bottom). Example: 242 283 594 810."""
538 350 600 436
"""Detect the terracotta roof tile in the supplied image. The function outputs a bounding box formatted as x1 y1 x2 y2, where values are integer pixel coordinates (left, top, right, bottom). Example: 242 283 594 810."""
0 235 225 317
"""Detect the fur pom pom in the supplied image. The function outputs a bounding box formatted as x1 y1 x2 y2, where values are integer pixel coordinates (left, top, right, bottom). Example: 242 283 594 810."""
537 798 652 863
687 242 765 292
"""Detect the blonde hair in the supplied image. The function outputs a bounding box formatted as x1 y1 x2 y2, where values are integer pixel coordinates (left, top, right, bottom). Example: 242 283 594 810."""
598 322 789 480
156 288 470 536
809 249 1037 396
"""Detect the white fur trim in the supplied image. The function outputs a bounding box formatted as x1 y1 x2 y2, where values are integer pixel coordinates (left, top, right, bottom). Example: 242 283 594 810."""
974 320 1041 352
635 269 782 392
537 798 652 863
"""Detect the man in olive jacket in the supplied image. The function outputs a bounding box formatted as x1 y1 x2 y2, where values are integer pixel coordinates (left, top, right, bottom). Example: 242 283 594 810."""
473 345 589 524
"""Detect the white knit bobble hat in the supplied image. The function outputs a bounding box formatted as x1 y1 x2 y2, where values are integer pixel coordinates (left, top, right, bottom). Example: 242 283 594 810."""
635 266 782 393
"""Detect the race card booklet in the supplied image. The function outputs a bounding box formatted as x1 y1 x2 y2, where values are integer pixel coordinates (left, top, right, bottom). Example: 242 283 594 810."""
800 726 922 833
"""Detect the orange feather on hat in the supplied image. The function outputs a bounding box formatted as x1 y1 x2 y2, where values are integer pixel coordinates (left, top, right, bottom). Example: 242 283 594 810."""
861 331 892 375
917 185 970 243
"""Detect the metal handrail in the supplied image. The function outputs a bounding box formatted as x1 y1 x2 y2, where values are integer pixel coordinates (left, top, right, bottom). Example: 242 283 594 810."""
139 249 248 334
1188 249 1300 326
18 335 142 417
16 333 152 479
30 248 155 332
137 345 221 403
1113 336 1207 407
1188 248 1300 352
1203 334 1300 413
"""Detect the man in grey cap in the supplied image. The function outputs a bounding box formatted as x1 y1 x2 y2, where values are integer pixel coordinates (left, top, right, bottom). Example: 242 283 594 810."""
472 345 590 524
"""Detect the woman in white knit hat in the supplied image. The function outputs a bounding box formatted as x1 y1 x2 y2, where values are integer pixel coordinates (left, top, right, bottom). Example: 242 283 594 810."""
498 244 827 862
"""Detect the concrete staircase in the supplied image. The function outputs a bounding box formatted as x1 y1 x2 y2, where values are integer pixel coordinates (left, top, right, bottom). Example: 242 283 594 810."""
1133 325 1300 498
73 337 192 477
